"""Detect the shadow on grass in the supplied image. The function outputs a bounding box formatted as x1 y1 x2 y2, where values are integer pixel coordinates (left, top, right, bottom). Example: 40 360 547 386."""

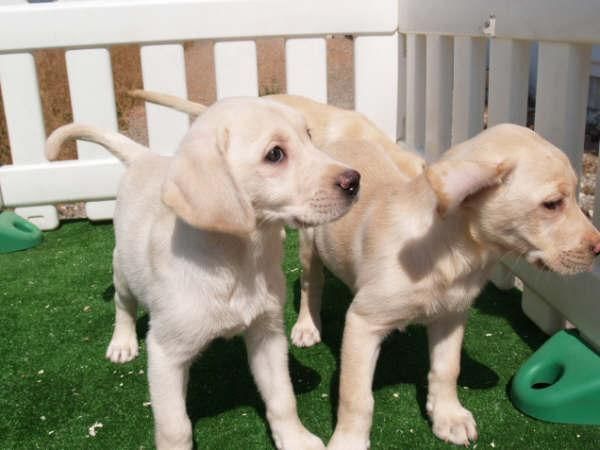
49 217 115 237
472 283 547 351
292 272 504 425
103 283 321 449
185 338 321 435
102 284 115 301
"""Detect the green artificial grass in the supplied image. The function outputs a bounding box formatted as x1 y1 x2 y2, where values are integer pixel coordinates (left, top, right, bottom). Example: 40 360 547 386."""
1 220 599 449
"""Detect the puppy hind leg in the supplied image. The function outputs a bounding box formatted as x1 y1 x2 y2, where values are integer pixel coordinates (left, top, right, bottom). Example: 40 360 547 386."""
245 315 325 450
426 312 477 446
291 228 324 347
106 256 139 363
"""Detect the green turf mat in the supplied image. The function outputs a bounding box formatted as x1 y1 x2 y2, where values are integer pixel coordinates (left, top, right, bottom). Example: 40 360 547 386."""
1 220 598 449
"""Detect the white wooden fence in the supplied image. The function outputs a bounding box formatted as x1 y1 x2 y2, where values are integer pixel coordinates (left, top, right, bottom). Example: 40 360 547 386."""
0 0 599 349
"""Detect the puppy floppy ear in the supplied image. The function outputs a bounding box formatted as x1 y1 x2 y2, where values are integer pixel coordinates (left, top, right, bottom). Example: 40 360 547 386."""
162 129 256 235
426 159 514 217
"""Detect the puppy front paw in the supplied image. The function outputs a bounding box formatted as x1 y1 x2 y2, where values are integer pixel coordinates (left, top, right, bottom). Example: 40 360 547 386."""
327 431 369 450
106 332 139 363
430 402 478 446
291 320 321 347
273 427 325 450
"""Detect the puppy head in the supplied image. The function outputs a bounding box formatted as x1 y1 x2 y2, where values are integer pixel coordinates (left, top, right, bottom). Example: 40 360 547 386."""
162 97 359 235
428 123 600 274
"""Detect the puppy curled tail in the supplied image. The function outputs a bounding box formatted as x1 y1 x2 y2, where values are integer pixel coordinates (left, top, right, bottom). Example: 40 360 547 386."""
46 124 148 165
128 89 207 116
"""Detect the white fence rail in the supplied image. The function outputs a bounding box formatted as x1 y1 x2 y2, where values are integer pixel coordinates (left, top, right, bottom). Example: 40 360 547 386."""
0 0 599 348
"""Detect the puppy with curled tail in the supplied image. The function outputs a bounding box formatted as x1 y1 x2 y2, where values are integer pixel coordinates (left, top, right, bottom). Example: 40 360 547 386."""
46 123 147 164
46 96 361 450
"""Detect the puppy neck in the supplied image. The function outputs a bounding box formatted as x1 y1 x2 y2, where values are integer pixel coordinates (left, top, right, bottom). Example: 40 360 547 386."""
170 217 283 266
395 174 496 285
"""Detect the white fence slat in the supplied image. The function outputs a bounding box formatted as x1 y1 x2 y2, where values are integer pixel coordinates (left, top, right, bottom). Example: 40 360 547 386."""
452 36 486 144
140 44 189 154
0 52 58 229
425 35 453 160
487 39 530 126
0 159 124 206
405 34 426 152
285 38 327 103
65 49 118 158
354 34 399 141
397 0 600 45
13 205 59 230
396 34 407 141
0 0 399 52
65 47 118 221
214 40 258 99
0 53 46 164
534 42 591 174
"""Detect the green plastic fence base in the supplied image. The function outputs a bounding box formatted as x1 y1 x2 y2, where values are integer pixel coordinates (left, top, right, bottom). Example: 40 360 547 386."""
0 211 43 253
511 329 600 425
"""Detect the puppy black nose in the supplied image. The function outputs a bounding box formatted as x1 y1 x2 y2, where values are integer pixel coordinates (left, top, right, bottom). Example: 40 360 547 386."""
336 169 361 197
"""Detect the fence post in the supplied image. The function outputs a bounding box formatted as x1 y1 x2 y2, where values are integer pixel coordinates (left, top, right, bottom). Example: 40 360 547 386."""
425 35 453 161
405 34 426 153
66 48 118 221
286 38 327 103
140 44 189 154
354 34 400 140
0 52 59 230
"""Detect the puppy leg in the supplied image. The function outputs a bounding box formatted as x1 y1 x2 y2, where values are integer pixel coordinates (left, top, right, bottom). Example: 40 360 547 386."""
426 312 477 446
245 314 325 450
147 331 195 450
106 254 139 363
291 228 324 347
328 308 388 450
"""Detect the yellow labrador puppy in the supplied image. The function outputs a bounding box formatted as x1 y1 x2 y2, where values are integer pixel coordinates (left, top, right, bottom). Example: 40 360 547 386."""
45 97 361 450
298 128 600 449
124 92 600 447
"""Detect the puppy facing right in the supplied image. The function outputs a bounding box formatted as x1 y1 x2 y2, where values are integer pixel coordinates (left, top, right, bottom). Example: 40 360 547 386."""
45 97 360 450
293 125 600 449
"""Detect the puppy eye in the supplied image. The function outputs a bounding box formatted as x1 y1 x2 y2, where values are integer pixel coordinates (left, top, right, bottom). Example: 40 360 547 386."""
307 128 312 139
542 199 564 210
265 146 286 163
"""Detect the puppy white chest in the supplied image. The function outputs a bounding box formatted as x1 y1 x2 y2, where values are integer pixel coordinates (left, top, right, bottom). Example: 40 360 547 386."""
440 279 484 313
163 224 286 339
426 263 491 319
225 272 283 333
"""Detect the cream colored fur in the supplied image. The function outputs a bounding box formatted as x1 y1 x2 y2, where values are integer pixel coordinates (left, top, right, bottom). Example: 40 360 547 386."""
302 127 600 449
45 97 361 450
125 92 600 448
